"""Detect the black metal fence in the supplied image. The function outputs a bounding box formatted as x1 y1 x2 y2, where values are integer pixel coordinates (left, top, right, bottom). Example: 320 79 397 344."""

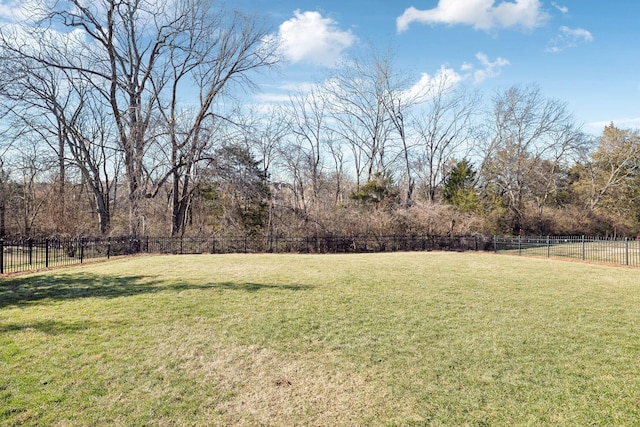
0 234 491 275
2 234 639 276
493 235 640 267
0 236 142 275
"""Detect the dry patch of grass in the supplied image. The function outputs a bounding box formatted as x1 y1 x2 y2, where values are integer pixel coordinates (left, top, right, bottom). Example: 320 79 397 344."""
191 344 384 425
2 252 640 425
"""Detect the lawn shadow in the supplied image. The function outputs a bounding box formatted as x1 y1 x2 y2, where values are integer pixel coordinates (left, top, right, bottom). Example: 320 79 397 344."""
0 272 164 308
172 282 314 293
0 319 97 335
1 273 314 308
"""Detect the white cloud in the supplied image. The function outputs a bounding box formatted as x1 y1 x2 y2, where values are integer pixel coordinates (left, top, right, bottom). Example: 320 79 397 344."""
403 67 464 102
254 81 317 105
551 2 568 14
253 52 509 109
275 10 356 67
253 92 293 105
547 26 593 53
587 117 640 132
0 0 47 23
277 81 317 94
397 0 548 32
404 52 509 102
469 52 510 83
561 26 593 41
0 1 20 21
461 62 474 72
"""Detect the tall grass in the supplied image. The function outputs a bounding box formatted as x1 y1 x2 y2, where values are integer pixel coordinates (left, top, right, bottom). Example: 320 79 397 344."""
2 252 640 425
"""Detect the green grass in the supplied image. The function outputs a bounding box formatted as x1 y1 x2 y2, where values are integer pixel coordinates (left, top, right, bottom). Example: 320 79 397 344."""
2 252 640 426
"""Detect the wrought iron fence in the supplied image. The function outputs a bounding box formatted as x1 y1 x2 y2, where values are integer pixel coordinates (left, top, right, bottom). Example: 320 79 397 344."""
2 234 638 276
0 234 490 275
142 234 492 255
0 236 142 275
493 235 640 267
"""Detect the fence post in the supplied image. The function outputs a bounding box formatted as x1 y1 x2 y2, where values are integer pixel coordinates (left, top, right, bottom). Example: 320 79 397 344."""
0 239 3 274
80 238 85 263
547 236 550 258
518 235 521 256
581 235 585 260
45 239 49 268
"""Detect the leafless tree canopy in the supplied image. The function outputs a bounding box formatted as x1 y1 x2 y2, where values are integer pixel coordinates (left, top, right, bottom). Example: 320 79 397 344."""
1 14 637 238
0 0 277 236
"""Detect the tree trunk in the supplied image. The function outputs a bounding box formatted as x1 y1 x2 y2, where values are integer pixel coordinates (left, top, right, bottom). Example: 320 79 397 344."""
0 183 5 237
171 170 191 237
57 124 66 234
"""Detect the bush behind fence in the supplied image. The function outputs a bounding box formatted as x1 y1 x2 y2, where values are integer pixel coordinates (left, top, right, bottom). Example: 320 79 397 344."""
1 234 638 275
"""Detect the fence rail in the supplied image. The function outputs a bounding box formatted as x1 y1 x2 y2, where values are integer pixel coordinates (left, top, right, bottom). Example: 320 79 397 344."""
1 234 639 275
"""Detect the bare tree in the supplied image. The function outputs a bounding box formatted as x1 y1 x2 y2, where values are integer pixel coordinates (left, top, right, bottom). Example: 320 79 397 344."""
0 158 9 237
12 137 55 235
480 85 588 233
529 122 589 219
377 52 421 206
237 105 288 181
280 86 333 232
325 49 395 189
65 94 123 235
0 47 123 235
574 123 640 213
325 135 347 205
411 78 480 203
0 0 276 237
155 2 277 236
326 46 446 207
0 109 12 237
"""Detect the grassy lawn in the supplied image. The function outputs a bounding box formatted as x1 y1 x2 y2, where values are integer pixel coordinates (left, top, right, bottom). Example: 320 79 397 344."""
1 252 640 426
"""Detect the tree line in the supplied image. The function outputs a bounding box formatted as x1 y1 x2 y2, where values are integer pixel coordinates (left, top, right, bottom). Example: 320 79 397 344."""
1 0 638 239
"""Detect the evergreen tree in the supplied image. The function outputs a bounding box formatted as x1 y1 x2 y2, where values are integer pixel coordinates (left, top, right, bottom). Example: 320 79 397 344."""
442 159 478 212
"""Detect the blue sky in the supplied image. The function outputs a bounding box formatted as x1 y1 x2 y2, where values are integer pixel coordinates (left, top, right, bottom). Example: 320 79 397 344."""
0 0 637 136
243 0 640 135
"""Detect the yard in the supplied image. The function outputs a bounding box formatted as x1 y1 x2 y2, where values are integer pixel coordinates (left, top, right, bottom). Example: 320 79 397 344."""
1 252 639 425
